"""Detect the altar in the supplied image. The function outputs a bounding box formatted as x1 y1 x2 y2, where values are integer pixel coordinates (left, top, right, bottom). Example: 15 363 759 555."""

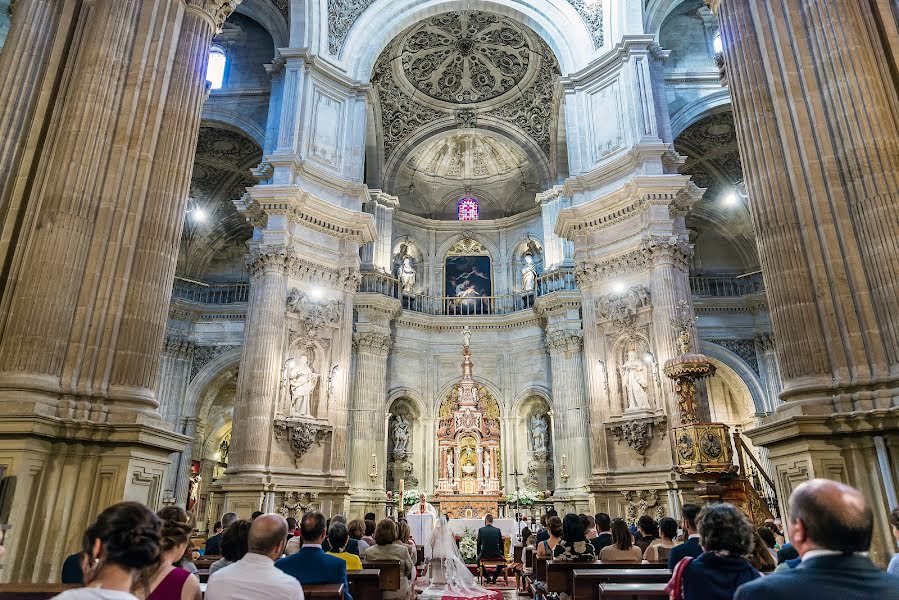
407 514 518 561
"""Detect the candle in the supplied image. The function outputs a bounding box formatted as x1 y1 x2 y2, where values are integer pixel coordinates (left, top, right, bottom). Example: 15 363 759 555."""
399 478 405 505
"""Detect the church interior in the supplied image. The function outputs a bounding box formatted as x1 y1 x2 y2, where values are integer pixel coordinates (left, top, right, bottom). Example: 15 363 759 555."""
0 0 898 586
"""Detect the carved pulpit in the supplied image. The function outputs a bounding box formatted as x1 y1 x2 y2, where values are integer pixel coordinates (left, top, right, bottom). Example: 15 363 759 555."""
434 328 502 517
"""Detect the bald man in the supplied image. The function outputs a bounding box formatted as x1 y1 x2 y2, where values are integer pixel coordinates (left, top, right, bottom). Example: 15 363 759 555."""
206 513 304 600
734 479 899 600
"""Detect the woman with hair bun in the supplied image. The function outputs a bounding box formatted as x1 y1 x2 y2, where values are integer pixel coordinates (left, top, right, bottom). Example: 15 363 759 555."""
146 507 202 600
51 501 161 600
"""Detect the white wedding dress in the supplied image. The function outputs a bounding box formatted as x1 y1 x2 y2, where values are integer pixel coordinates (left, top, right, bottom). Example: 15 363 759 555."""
423 517 494 598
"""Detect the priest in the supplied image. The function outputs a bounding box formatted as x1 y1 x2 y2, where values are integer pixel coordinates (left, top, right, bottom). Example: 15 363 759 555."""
408 492 439 519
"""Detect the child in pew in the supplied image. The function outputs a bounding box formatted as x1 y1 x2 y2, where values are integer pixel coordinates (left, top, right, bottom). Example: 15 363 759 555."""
514 534 538 592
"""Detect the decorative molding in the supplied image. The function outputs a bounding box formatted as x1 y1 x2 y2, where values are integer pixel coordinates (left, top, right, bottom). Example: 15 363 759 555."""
185 0 241 31
754 332 776 354
565 0 603 49
621 489 665 523
328 0 377 56
447 237 489 256
273 417 332 463
607 415 667 464
595 286 650 330
641 234 693 270
286 289 344 343
545 329 583 353
576 249 648 287
163 336 195 359
246 244 360 292
191 344 240 379
709 338 759 374
353 331 393 356
277 490 319 519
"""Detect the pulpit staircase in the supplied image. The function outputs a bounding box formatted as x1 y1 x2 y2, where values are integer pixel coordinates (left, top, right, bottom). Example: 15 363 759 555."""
720 430 779 525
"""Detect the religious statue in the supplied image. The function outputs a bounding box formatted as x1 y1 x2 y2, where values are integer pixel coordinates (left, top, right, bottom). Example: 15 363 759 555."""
521 253 538 293
285 355 319 416
483 456 491 479
398 255 416 295
393 415 410 457
187 474 202 511
620 350 651 410
530 414 548 453
461 326 471 348
446 451 454 479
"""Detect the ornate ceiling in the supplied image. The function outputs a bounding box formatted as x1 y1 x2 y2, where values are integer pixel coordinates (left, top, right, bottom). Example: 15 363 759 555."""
372 11 560 219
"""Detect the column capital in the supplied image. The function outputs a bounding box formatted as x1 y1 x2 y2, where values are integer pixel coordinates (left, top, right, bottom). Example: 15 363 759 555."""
353 331 393 356
641 234 693 270
545 329 584 353
704 0 723 15
575 248 648 288
184 0 242 32
163 335 195 359
754 332 777 353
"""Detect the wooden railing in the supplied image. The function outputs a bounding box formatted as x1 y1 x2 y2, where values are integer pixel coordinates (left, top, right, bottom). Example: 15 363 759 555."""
733 429 780 519
359 268 577 316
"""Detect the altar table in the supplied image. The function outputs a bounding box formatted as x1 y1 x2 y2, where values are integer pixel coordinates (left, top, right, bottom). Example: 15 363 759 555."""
448 518 517 542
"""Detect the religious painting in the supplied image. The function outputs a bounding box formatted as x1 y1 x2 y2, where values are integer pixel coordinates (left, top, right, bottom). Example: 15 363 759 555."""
445 255 492 307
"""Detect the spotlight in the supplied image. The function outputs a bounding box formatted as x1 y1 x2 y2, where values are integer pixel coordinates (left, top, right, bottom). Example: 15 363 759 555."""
713 33 723 54
612 281 627 294
644 352 655 364
191 207 207 222
722 192 738 207
309 287 324 300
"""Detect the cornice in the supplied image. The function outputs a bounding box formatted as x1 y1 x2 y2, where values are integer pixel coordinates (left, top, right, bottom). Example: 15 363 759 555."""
393 206 542 232
272 48 370 93
561 35 667 87
533 291 583 318
242 184 377 243
245 243 361 292
394 310 543 332
353 293 402 319
556 175 702 239
561 144 687 201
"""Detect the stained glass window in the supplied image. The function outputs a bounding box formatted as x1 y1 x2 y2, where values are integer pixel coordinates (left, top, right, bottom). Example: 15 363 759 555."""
458 197 479 221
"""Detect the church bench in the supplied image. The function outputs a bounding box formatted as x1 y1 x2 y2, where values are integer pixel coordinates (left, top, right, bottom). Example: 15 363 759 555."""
195 556 220 570
303 583 345 600
534 556 547 581
513 544 524 563
571 569 671 600
198 568 210 583
597 583 668 599
416 545 425 566
547 562 668 596
362 560 402 591
0 584 77 599
348 569 381 600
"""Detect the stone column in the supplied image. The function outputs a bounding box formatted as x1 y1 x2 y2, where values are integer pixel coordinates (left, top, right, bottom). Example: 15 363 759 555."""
174 416 203 506
157 336 195 499
227 247 287 476
709 0 899 564
0 1 238 581
347 294 399 514
754 333 782 415
361 189 399 272
536 187 574 271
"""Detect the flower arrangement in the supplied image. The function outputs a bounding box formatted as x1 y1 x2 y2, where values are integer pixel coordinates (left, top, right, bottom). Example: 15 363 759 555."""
402 489 421 506
459 528 477 563
507 490 539 506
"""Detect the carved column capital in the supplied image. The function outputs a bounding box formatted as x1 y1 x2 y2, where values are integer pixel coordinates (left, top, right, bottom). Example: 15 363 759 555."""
163 335 195 359
754 332 777 354
641 235 693 270
246 245 288 279
353 331 393 356
184 0 242 31
545 329 584 353
575 249 648 288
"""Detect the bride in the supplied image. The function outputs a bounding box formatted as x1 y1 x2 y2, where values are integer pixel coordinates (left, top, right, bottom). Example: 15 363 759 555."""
425 516 495 597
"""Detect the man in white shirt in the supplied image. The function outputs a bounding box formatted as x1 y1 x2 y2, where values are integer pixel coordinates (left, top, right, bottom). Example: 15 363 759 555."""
206 513 304 600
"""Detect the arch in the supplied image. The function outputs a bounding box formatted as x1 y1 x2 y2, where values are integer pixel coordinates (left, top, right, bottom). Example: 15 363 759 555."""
200 113 267 149
234 0 289 48
184 346 243 420
511 385 553 417
700 340 767 416
338 0 594 82
434 376 505 414
202 408 235 459
435 232 500 263
670 91 732 139
387 388 427 418
645 0 698 35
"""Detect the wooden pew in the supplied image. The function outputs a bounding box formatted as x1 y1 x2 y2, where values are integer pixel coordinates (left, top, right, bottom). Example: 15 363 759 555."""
0 585 77 600
513 544 524 564
546 562 667 597
361 560 402 592
572 569 671 600
415 546 425 566
347 569 381 600
303 583 345 600
195 556 220 570
597 583 668 599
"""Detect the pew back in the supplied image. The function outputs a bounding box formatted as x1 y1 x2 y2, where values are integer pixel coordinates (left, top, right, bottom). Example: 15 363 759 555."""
597 582 668 599
0 585 77 600
571 569 671 600
362 560 402 591
347 569 381 600
303 583 345 600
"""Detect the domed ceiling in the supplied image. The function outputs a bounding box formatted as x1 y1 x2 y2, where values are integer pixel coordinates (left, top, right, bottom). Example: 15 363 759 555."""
370 10 560 221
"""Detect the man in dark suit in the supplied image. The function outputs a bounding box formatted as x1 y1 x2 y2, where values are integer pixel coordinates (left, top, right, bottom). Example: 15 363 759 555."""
477 513 505 584
735 479 899 600
591 512 614 553
276 511 353 600
667 503 702 569
205 512 237 556
321 514 360 555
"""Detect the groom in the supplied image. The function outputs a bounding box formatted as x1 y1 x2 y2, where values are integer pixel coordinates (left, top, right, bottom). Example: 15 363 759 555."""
477 514 504 584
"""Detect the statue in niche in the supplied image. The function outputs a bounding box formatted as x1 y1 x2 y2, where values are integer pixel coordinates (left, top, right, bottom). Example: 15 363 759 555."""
531 414 549 453
393 415 410 457
398 255 416 295
521 252 538 293
620 350 651 411
483 455 491 479
461 326 471 348
284 355 319 417
446 451 454 479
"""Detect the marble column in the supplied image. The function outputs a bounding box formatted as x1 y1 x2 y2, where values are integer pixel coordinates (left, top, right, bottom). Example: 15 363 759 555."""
175 417 203 507
709 0 899 565
157 336 195 499
754 333 782 415
227 247 287 476
0 1 237 581
536 187 574 271
361 189 399 273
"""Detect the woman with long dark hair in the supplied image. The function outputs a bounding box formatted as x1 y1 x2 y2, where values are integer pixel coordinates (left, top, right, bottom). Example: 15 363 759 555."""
598 518 643 563
145 507 201 600
552 513 596 561
52 502 161 600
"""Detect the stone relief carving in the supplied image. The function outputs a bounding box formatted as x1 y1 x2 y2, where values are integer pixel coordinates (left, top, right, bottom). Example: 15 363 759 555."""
190 344 240 379
327 0 377 55
277 490 319 520
607 415 667 464
622 489 665 523
565 0 604 48
273 419 331 464
400 12 531 104
285 288 343 344
595 285 650 331
620 350 651 411
710 338 760 374
271 0 289 21
282 355 319 417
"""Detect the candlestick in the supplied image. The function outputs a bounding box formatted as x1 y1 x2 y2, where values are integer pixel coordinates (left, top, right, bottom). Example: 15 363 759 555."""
368 453 378 482
560 454 570 483
399 478 405 506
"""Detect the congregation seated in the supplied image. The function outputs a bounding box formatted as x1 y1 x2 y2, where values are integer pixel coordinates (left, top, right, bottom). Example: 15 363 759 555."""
361 518 377 548
322 515 360 556
667 504 703 569
363 519 415 600
536 515 562 558
591 512 614 554
747 531 776 573
347 519 370 555
276 511 354 600
206 513 302 600
643 516 677 563
209 519 251 576
552 513 595 561
667 503 759 600
327 522 363 571
536 509 558 543
146 506 202 600
50 502 163 600
734 479 899 600
598 518 642 563
205 512 236 556
396 519 417 562
634 515 659 553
